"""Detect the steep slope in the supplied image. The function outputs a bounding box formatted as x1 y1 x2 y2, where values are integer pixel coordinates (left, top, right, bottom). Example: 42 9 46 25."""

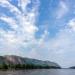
0 55 61 69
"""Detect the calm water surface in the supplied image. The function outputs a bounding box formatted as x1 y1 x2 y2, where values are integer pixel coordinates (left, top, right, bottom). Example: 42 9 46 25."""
0 69 75 75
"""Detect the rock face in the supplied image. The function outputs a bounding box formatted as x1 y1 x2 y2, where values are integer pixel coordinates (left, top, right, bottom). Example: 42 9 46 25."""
0 55 61 69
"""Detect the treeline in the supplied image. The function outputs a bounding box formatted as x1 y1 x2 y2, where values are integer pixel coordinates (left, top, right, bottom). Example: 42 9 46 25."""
69 67 75 69
0 63 61 70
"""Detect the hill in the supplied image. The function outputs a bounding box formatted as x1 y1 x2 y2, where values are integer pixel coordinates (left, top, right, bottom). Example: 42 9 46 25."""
0 55 61 69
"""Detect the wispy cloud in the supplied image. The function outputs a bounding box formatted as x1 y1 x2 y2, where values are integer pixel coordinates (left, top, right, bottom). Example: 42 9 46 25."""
1 0 75 67
56 1 69 19
0 0 40 55
68 18 75 31
26 19 75 67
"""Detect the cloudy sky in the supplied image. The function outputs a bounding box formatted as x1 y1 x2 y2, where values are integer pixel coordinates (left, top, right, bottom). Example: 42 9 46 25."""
0 0 75 68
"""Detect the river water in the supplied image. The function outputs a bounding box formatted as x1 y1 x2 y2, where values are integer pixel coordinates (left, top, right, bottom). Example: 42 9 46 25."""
0 69 75 75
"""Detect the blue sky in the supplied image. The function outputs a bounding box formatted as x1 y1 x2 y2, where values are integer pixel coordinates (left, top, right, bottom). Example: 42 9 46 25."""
0 0 75 68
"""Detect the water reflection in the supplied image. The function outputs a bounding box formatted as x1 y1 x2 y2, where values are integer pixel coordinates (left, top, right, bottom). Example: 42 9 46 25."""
0 69 75 75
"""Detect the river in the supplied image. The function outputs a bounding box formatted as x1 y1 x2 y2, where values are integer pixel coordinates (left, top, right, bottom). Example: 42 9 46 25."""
0 69 75 75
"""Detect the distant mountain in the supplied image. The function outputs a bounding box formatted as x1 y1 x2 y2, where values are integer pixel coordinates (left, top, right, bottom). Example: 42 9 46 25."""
69 66 75 69
0 55 61 69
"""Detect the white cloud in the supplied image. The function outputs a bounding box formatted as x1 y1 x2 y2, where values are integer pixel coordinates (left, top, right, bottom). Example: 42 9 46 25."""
1 0 75 68
68 18 75 31
26 19 75 67
0 0 21 16
56 1 68 19
0 0 40 55
18 0 31 12
0 15 18 30
38 30 49 44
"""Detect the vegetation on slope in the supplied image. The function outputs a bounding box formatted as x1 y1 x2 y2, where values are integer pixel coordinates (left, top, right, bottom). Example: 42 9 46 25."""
0 55 61 70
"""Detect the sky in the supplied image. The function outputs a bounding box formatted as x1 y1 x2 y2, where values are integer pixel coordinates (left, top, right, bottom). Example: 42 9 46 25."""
0 0 75 68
